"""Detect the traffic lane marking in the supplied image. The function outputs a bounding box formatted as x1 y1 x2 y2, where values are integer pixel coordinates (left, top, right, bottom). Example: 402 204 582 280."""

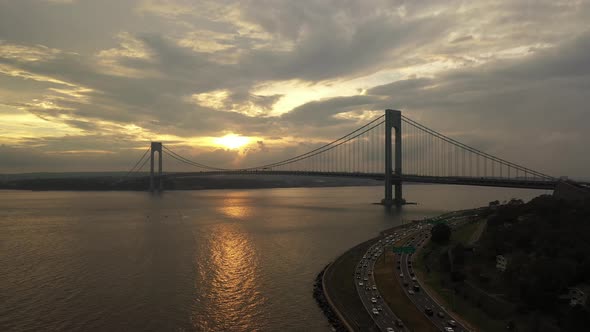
397 234 470 332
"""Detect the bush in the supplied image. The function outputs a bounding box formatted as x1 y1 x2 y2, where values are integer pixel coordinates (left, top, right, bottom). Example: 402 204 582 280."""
431 223 451 244
451 270 466 282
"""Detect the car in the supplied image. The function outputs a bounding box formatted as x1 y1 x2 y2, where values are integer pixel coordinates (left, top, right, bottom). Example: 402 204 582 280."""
356 275 360 279
377 305 383 311
408 290 415 295
358 281 363 286
372 286 377 291
399 273 404 278
395 319 404 327
364 277 368 281
444 328 454 332
413 284 420 292
386 328 394 332
376 294 381 299
447 320 457 327
411 277 417 282
371 297 377 303
437 311 445 318
372 308 379 315
425 307 434 316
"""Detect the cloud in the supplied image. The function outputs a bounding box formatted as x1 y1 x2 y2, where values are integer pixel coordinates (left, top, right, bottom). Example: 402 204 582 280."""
0 0 589 177
281 95 379 126
44 0 77 4
363 33 590 176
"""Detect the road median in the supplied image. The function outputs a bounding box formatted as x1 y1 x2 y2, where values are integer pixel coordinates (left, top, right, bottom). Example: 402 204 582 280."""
374 230 439 332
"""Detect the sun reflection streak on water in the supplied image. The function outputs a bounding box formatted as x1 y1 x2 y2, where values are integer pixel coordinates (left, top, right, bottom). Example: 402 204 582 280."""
217 192 253 220
191 221 264 331
0 187 548 331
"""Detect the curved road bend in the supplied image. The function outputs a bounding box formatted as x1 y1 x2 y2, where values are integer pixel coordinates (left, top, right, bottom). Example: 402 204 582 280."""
354 225 423 332
396 219 471 332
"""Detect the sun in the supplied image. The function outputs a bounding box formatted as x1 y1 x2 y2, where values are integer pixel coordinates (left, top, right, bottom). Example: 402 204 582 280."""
213 134 251 149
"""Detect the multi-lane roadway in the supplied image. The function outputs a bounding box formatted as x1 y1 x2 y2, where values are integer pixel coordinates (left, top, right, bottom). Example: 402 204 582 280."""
355 229 409 332
396 227 469 332
354 216 472 332
355 225 428 332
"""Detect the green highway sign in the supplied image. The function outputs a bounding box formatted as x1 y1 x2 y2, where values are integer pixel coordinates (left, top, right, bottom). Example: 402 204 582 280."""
392 246 416 254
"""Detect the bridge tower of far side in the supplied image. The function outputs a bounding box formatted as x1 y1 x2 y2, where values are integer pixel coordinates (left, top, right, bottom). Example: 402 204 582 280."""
382 109 404 206
150 142 163 192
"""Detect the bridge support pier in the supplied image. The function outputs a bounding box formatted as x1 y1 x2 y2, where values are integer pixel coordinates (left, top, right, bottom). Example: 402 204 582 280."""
150 142 163 192
382 109 405 206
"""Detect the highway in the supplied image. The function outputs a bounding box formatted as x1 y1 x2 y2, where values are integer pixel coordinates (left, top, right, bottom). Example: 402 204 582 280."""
354 215 474 332
354 225 428 332
396 218 471 332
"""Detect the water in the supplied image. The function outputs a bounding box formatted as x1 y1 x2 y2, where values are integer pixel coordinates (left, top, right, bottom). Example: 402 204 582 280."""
0 185 549 331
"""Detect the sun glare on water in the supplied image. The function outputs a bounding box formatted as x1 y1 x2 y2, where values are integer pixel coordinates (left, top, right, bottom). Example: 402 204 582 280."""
214 134 251 149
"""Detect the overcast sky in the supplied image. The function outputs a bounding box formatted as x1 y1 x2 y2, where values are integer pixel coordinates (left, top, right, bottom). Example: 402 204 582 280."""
0 0 589 177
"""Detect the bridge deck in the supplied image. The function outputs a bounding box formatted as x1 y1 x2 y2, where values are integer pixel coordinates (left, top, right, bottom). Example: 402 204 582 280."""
164 171 558 190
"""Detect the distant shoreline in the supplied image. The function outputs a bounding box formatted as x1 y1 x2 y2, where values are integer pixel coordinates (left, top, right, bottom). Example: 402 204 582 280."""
0 184 381 192
0 173 383 192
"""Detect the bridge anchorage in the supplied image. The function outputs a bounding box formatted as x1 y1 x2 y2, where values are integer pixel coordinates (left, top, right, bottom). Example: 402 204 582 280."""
132 109 557 203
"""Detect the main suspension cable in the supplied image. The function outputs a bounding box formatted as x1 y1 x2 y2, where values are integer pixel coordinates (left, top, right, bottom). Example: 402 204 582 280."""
124 147 150 177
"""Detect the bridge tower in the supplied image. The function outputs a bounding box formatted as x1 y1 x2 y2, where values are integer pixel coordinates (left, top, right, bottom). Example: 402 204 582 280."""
382 109 404 206
150 142 163 192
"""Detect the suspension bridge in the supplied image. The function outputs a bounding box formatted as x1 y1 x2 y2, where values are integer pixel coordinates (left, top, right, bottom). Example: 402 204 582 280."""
125 109 559 206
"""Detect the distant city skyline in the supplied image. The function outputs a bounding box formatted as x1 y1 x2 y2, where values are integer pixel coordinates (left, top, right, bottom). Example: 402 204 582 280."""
1 0 589 177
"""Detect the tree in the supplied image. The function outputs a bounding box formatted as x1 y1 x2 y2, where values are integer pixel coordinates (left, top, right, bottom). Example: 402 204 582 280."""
451 270 466 282
564 304 590 332
452 243 466 266
520 257 576 312
508 198 524 206
431 223 451 244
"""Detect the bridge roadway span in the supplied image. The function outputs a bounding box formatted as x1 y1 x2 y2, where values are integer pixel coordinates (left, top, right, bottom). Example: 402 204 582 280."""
165 171 558 190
